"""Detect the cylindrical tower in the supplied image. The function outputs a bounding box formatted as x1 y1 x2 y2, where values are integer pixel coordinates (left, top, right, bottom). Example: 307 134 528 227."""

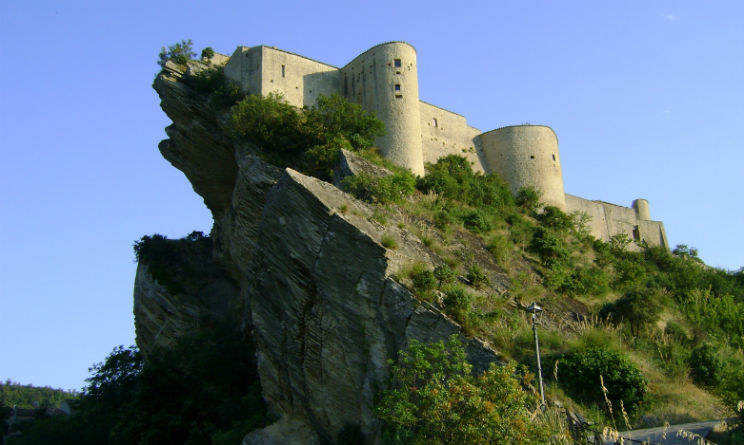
341 42 424 176
633 199 651 220
476 125 566 210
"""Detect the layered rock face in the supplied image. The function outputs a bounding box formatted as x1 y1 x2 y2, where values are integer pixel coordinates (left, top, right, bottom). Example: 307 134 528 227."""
142 60 501 444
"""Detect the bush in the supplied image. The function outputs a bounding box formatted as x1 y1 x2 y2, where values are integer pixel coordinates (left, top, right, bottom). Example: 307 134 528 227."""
558 346 647 414
410 267 436 295
417 155 513 210
530 227 568 262
375 335 548 445
229 92 306 156
599 289 662 336
442 285 473 322
433 264 456 289
381 235 398 249
463 209 492 233
536 205 573 232
515 186 541 212
341 171 415 204
305 93 385 150
689 344 724 388
157 39 196 68
466 264 490 289
200 46 215 60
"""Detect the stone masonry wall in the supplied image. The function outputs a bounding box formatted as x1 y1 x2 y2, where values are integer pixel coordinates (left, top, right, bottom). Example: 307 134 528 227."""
565 194 668 248
419 101 483 172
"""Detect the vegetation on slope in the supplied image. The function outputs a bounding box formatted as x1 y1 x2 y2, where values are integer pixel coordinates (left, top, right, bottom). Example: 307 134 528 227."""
0 382 77 409
7 324 265 445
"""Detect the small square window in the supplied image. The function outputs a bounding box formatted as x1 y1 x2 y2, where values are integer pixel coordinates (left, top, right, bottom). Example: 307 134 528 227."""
394 58 401 67
394 84 401 91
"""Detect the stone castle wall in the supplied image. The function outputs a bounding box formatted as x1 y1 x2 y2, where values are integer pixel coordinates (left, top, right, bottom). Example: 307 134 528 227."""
477 125 566 210
222 42 668 248
341 42 425 175
565 194 668 248
419 101 483 172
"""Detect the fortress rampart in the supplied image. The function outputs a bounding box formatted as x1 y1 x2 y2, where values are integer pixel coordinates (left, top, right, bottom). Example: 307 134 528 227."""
222 42 668 248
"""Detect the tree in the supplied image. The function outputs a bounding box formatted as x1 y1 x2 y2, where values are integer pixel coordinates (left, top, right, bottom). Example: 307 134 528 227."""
157 39 196 68
375 335 548 445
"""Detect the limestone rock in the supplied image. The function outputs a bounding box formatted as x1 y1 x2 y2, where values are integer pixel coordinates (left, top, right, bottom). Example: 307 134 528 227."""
332 148 392 188
147 62 503 444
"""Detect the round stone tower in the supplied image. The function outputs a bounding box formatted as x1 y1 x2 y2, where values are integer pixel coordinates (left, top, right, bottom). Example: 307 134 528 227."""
477 125 566 210
633 199 651 220
341 42 424 176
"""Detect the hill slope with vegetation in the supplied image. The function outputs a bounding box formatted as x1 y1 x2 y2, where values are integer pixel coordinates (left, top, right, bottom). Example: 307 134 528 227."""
9 41 743 445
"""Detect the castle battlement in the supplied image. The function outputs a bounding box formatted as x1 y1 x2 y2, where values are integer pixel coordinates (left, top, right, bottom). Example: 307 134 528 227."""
222 42 668 248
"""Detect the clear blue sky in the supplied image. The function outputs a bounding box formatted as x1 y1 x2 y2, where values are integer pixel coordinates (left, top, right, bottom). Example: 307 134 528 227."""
1 1 742 392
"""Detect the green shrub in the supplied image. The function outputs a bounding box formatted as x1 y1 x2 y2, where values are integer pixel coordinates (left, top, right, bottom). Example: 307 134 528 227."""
463 209 492 233
689 344 724 388
375 335 548 445
599 289 662 336
229 92 307 156
466 264 490 289
381 235 398 249
558 346 647 414
157 39 196 68
417 155 513 210
536 205 574 232
433 264 456 289
305 93 385 150
200 46 215 59
410 268 436 294
515 186 541 213
530 227 568 261
341 171 415 204
443 285 473 322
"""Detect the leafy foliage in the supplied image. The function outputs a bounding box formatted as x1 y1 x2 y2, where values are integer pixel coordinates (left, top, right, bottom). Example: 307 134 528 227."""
375 335 548 445
599 288 662 336
9 326 265 445
341 171 415 204
689 344 724 388
558 346 647 414
228 92 385 180
0 381 77 410
157 39 196 68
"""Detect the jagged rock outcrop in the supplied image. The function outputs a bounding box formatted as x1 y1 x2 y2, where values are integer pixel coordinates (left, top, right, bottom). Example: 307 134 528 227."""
143 59 502 444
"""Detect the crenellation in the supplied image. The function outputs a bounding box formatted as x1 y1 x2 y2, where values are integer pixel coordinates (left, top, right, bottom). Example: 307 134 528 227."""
222 42 669 248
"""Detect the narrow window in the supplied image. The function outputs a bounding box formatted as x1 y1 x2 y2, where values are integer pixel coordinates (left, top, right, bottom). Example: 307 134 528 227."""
394 58 401 67
432 118 438 128
632 226 640 241
395 94 403 99
530 155 535 159
552 154 556 161
281 65 285 78
394 84 401 91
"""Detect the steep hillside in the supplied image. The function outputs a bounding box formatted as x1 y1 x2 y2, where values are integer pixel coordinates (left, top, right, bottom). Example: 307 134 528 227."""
133 53 744 443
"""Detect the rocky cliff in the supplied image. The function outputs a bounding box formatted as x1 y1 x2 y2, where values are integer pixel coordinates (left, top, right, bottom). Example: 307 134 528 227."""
141 59 503 444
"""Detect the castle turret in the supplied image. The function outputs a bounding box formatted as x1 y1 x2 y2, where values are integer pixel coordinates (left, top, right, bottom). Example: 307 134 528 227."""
341 42 424 176
477 125 566 210
633 199 651 220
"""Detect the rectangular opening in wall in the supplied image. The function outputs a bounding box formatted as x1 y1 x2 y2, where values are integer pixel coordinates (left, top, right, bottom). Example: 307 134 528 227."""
552 154 556 161
394 84 401 91
395 94 403 99
281 65 285 78
394 58 401 67
632 226 640 241
432 118 438 128
530 155 535 159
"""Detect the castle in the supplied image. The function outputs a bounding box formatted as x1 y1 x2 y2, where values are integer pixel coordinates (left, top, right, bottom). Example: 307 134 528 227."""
222 41 668 248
